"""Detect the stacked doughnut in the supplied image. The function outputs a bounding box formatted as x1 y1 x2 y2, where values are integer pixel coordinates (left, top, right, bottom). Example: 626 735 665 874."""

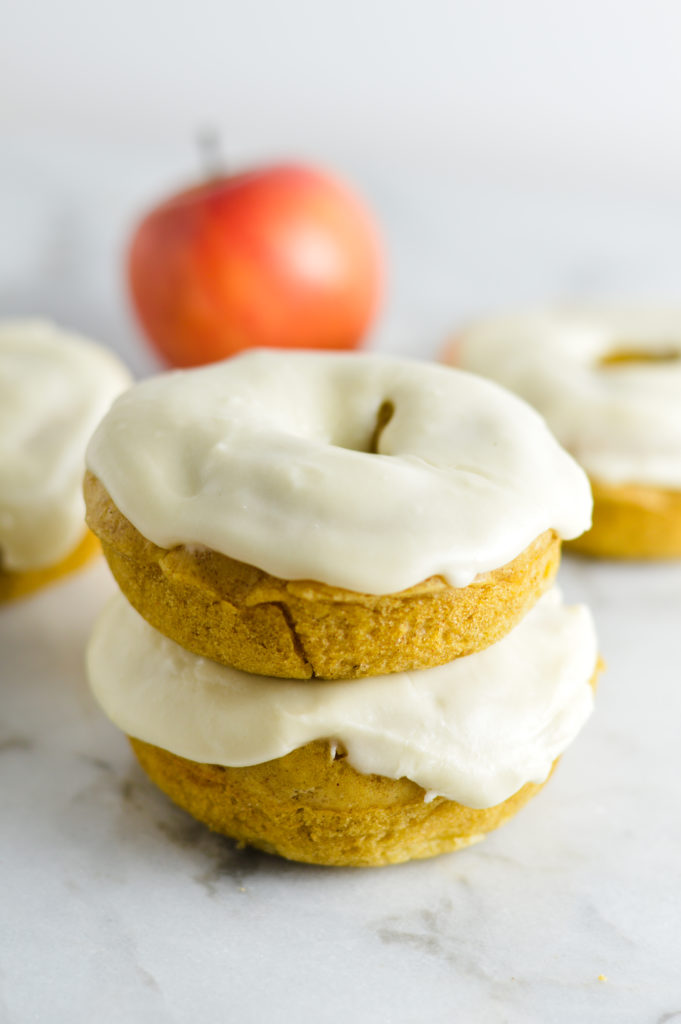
85 350 598 866
0 320 130 602
445 306 681 558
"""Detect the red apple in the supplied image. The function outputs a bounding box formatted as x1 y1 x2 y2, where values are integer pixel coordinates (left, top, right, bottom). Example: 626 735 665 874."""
127 163 383 367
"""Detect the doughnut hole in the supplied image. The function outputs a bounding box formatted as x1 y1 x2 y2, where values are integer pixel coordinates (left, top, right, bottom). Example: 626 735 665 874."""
330 398 395 454
598 346 681 366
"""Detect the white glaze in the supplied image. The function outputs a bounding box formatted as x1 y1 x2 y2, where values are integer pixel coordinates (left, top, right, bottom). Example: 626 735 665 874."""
454 307 681 489
0 320 131 571
86 350 591 593
87 587 597 809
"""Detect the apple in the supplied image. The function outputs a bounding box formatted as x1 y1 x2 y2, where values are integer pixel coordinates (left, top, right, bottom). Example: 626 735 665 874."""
127 163 383 367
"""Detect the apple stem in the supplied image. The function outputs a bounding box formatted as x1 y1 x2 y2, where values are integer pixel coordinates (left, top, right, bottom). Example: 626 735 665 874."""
197 127 225 179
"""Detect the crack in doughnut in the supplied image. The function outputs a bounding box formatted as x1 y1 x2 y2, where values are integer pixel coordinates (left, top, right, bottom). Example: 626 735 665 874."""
269 601 314 678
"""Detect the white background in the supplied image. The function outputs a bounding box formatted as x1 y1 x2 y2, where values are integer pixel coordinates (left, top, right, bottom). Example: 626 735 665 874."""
3 0 681 377
4 0 681 194
3 5 681 1022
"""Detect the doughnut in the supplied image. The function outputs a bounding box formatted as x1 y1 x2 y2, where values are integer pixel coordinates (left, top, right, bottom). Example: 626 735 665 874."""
0 320 131 601
568 479 681 558
84 472 561 679
85 350 591 678
446 307 681 558
0 529 101 604
87 587 599 867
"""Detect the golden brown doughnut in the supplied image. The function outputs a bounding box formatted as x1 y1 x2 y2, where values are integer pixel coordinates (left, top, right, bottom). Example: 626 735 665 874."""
0 530 100 604
567 477 681 559
446 308 681 562
130 737 555 867
85 471 561 680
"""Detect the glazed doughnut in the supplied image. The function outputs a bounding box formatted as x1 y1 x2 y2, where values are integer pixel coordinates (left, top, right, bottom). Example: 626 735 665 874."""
0 530 101 604
447 307 681 558
85 350 591 678
0 320 131 601
88 587 599 867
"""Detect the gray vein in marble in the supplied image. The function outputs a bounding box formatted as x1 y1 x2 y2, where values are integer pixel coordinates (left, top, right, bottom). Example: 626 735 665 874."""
152 803 285 895
192 844 264 897
77 753 116 774
0 736 32 755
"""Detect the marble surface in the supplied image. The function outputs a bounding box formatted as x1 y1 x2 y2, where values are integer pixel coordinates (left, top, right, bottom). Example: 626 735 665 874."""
2 137 681 1022
3 556 681 1023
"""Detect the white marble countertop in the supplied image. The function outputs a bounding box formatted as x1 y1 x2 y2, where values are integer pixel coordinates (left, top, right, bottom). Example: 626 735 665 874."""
2 137 681 1022
3 556 681 1023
